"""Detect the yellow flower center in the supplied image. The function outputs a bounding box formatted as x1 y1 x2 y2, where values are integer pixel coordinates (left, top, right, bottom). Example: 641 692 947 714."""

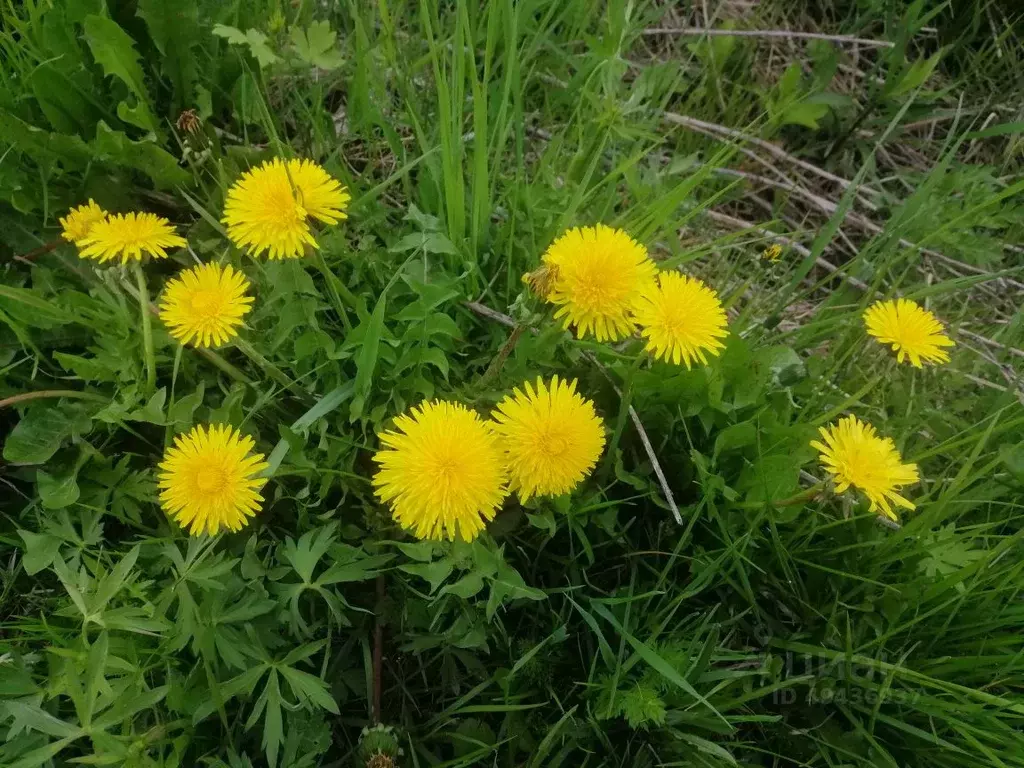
537 430 570 458
270 185 308 229
573 261 626 309
189 289 226 320
839 442 889 490
194 465 228 494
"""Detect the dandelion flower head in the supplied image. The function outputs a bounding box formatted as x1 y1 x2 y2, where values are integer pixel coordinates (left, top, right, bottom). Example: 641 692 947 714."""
541 224 657 341
159 262 254 348
811 415 919 521
372 400 508 541
633 272 729 368
77 212 186 264
864 298 954 367
491 376 606 502
158 424 269 536
222 157 350 260
762 243 783 263
60 200 107 244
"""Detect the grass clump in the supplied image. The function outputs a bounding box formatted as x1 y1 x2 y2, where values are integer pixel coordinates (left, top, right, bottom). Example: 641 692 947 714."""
1 1 1023 767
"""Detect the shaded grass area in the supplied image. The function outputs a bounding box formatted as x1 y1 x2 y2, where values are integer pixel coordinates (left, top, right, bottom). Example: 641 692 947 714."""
1 1 1023 766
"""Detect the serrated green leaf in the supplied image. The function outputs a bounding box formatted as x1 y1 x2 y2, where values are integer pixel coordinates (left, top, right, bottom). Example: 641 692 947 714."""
92 122 190 189
136 0 199 112
278 666 340 714
290 21 343 69
82 15 157 132
350 292 387 421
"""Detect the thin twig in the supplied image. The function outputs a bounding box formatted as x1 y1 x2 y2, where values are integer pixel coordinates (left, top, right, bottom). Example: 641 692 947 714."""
644 27 895 48
662 112 880 207
958 329 1024 360
707 166 1024 294
703 209 871 291
10 240 59 264
585 352 683 525
0 389 109 409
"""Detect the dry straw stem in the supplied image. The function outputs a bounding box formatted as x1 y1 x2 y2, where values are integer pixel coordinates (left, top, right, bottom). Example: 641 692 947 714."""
462 301 683 526
702 208 870 291
705 167 1024 295
662 111 882 208
643 27 895 49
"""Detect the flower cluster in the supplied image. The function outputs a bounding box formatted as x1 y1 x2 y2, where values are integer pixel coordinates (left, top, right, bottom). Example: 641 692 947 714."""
56 161 957 539
527 224 730 369
59 157 349 536
372 377 606 542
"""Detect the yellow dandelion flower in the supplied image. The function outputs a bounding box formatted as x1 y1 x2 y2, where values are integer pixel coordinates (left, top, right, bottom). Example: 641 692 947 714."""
810 415 919 521
762 243 782 263
60 200 107 244
222 157 350 260
159 263 254 348
491 376 606 502
633 272 729 368
77 212 187 264
863 298 954 367
541 224 657 341
158 424 269 536
372 400 508 541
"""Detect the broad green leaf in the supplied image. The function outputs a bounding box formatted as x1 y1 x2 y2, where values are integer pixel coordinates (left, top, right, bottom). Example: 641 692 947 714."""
290 21 343 69
400 560 454 593
19 530 63 575
53 352 120 382
38 468 81 509
93 545 140 612
168 383 205 428
82 15 157 132
283 525 337 584
128 387 167 424
92 122 190 189
780 100 830 129
4 404 91 465
214 25 280 69
439 572 485 599
714 423 756 460
739 454 802 504
486 560 544 620
0 284 77 328
394 541 439 562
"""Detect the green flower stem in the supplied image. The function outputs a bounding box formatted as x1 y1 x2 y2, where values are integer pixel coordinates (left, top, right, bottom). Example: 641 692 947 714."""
233 336 313 403
734 483 826 510
196 347 252 385
599 353 645 482
314 250 356 332
133 263 156 395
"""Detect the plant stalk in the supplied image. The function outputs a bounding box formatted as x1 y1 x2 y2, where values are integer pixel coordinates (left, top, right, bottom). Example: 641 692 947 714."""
599 353 645 482
133 263 156 394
